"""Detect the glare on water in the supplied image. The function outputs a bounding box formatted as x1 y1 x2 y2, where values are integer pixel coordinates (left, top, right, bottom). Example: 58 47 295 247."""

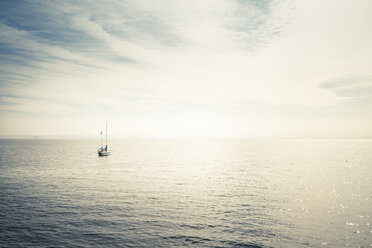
0 138 371 247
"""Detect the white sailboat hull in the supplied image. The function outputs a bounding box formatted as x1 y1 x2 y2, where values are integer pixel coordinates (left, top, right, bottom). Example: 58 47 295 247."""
98 149 111 156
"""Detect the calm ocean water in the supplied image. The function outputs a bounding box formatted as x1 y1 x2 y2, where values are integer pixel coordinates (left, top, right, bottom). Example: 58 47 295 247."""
0 139 371 247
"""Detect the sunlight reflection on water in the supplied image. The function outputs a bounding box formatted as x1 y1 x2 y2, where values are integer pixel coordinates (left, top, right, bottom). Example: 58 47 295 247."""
0 139 371 247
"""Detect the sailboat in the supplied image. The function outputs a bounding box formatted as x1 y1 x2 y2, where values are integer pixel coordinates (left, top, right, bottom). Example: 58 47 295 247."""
98 121 111 156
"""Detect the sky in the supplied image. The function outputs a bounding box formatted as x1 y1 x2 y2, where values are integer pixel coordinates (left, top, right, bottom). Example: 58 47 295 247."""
0 0 372 138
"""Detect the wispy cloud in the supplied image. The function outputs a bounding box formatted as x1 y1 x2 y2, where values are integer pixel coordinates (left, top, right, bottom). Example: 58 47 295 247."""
0 95 77 114
0 0 371 137
320 76 372 98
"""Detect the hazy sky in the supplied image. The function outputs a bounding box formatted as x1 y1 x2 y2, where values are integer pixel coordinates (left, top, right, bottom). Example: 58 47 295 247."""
0 0 371 138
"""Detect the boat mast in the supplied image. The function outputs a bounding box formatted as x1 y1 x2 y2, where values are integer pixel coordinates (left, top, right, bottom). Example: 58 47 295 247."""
106 121 108 147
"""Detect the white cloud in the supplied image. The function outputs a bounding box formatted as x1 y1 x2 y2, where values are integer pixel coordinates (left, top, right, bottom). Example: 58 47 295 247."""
0 96 77 114
0 0 371 137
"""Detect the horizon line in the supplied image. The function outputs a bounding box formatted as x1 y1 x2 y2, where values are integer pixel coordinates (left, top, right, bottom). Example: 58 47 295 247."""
1 135 371 140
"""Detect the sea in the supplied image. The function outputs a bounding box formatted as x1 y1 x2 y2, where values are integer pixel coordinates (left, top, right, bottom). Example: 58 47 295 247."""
0 138 371 247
